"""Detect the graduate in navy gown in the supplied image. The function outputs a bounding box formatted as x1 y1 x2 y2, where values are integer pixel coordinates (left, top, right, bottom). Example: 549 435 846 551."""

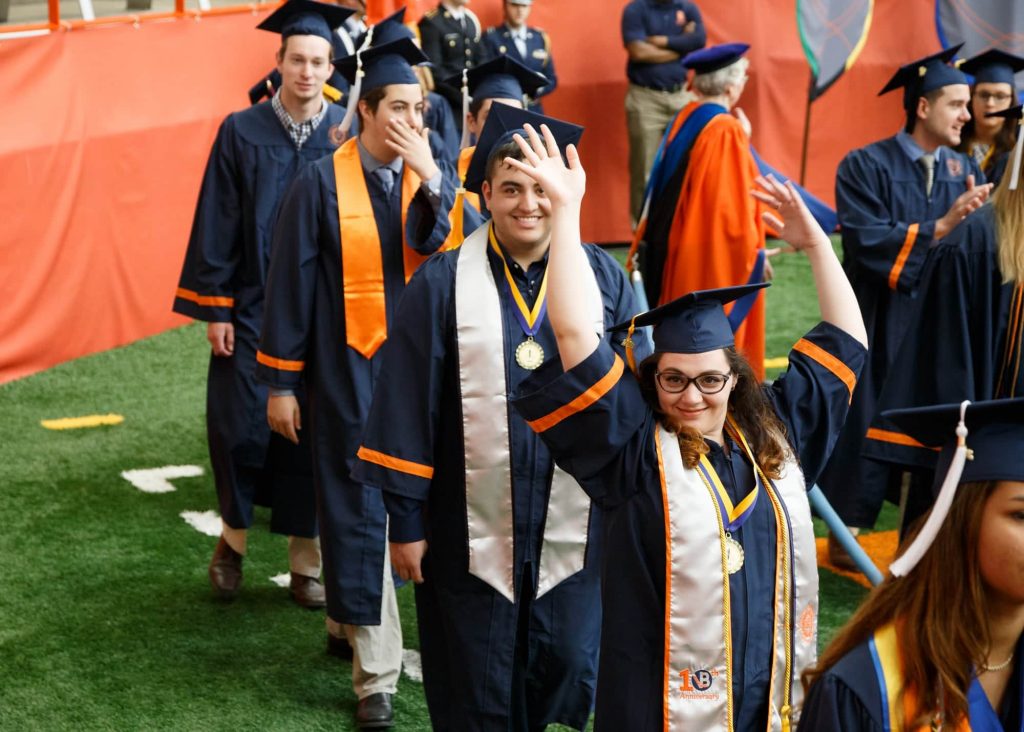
255 35 455 729
172 0 350 605
955 49 1023 189
506 126 868 730
866 110 1024 472
817 47 992 539
353 105 649 731
800 399 1024 732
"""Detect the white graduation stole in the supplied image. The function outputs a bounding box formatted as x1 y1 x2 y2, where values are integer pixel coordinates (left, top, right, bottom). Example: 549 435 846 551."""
654 423 819 731
454 224 603 602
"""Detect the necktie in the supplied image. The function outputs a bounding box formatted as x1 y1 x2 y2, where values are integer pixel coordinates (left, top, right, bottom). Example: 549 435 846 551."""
375 166 395 195
919 153 935 197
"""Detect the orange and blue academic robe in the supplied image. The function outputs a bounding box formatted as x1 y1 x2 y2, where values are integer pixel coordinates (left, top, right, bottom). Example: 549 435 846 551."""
254 141 454 625
172 102 346 538
511 322 865 731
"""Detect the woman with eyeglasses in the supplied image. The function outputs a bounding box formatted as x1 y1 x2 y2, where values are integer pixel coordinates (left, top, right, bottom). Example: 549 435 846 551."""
505 123 867 731
956 50 1022 187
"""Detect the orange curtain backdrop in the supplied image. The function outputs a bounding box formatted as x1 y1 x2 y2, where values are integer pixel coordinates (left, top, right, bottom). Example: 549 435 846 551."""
1 1 942 383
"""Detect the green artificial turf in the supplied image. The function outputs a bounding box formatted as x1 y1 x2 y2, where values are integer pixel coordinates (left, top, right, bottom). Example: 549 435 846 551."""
0 239 878 729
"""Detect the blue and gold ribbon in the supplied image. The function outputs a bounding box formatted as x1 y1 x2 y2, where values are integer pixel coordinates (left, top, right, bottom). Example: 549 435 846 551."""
488 224 549 339
695 416 763 533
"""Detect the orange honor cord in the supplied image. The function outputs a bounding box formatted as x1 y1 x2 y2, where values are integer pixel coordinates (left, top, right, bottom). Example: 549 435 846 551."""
335 138 423 359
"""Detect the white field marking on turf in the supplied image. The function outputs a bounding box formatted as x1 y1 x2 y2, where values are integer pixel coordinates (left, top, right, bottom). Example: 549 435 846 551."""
270 573 291 588
121 465 204 494
402 649 423 683
180 510 222 537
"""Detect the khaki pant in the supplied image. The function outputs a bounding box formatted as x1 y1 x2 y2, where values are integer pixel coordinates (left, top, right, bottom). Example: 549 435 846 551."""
221 523 321 577
625 82 696 224
326 538 403 700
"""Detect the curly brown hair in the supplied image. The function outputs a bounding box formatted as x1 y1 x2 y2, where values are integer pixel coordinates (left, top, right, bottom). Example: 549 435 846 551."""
637 347 790 478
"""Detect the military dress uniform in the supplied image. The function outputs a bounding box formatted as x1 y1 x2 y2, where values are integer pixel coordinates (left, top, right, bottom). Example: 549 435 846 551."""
480 23 556 113
418 4 482 125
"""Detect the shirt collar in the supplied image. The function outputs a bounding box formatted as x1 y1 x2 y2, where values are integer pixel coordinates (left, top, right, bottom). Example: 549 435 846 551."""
442 3 465 20
506 24 526 39
896 130 944 164
356 138 403 176
271 91 327 129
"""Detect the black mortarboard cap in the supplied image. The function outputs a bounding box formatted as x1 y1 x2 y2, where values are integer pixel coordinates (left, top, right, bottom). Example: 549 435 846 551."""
362 7 415 46
682 43 750 75
878 45 968 112
257 0 354 44
444 55 548 104
960 49 1024 87
609 283 769 354
463 103 583 195
882 398 1024 490
334 37 427 93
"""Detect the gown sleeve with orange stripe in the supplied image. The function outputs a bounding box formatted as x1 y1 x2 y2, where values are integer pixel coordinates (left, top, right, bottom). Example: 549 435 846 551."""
510 321 865 731
864 205 1024 470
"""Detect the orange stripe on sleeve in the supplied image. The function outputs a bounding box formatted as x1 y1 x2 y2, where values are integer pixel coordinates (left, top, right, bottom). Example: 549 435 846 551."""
792 338 857 403
887 223 919 291
865 428 939 451
356 446 434 480
255 350 305 372
176 287 234 308
526 355 625 434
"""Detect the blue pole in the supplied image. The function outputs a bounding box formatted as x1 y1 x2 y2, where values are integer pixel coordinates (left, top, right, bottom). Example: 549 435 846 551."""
808 485 884 586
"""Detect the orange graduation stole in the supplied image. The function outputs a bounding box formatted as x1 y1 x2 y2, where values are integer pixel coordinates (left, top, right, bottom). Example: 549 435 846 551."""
443 145 482 251
334 137 424 359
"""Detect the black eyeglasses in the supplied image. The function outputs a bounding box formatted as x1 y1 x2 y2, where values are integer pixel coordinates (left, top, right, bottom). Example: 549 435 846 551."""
655 371 732 395
976 91 1013 104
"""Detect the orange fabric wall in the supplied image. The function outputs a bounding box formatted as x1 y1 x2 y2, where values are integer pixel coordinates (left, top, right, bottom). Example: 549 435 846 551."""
1 1 940 382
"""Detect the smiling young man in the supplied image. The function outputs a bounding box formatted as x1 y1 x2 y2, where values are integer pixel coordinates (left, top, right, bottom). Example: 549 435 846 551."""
172 0 350 609
254 35 455 730
352 104 650 731
818 46 994 563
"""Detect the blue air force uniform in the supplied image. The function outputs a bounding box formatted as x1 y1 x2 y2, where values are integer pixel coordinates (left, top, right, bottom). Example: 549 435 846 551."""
353 243 647 730
173 101 346 539
480 24 556 113
511 323 866 731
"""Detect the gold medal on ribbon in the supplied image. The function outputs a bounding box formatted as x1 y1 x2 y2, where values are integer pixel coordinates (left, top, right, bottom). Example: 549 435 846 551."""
725 534 745 574
515 337 545 370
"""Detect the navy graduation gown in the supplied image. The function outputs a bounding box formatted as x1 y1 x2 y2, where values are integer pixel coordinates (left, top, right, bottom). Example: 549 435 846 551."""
353 243 648 731
424 90 461 165
172 102 346 537
865 205 1024 469
798 634 1024 731
480 24 557 114
512 323 866 732
254 151 454 625
818 136 983 527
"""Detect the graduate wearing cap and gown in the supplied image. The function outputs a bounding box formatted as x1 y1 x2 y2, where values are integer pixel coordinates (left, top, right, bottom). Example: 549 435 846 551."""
173 0 349 604
817 47 992 532
441 55 549 247
255 36 455 727
510 145 868 731
629 43 772 382
864 107 1024 473
956 49 1023 187
800 398 1024 732
354 105 649 731
247 0 359 107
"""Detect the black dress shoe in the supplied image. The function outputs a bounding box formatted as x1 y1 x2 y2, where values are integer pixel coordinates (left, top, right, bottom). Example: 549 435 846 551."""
327 632 354 660
289 572 326 609
208 536 243 599
356 692 394 729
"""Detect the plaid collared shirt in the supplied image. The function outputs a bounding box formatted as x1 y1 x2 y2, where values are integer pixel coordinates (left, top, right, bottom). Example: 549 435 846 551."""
271 91 328 149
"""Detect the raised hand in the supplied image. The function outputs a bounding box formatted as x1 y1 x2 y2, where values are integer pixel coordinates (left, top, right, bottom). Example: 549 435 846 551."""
751 174 828 253
502 123 586 210
934 175 993 240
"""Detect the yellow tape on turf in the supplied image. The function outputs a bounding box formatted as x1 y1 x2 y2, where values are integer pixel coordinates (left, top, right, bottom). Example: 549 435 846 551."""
41 414 125 430
764 356 789 369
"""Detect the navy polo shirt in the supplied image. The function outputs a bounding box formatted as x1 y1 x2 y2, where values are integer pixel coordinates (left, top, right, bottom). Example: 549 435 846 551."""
621 0 706 90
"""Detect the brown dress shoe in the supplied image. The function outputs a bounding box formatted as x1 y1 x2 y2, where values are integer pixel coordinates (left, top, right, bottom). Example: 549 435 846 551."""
327 633 354 660
356 692 394 729
208 536 243 599
289 572 326 609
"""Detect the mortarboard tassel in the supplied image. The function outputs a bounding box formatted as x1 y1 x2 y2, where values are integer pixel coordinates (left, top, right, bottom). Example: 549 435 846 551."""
889 400 971 578
339 25 375 138
459 68 471 150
